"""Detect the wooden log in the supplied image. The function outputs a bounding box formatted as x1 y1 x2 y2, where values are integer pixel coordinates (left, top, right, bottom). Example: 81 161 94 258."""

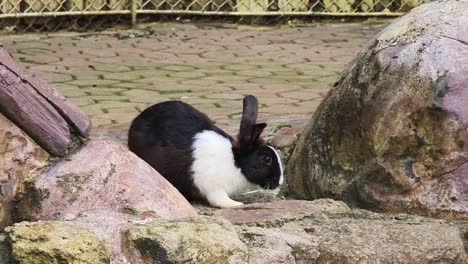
0 48 92 156
0 65 71 156
0 48 91 138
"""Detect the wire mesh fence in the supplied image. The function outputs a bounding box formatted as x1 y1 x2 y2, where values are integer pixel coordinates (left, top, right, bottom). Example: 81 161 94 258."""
0 0 429 31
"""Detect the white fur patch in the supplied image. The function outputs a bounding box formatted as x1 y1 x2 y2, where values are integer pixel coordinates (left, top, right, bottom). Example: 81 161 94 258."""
191 130 256 207
268 145 284 185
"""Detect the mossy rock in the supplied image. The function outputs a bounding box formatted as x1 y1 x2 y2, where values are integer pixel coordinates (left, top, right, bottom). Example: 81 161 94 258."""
126 216 248 264
4 221 110 264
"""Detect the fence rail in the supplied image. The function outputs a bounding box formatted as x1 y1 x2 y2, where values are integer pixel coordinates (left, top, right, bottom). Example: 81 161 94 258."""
0 0 429 31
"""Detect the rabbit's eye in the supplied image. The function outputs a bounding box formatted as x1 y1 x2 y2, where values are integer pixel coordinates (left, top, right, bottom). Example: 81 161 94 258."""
262 155 272 165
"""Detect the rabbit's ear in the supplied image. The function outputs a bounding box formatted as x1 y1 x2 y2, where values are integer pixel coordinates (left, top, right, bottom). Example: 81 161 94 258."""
251 123 266 146
239 95 259 146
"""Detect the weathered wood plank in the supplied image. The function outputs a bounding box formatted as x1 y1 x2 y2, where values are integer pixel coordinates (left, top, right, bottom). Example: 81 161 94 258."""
0 48 91 138
0 65 71 156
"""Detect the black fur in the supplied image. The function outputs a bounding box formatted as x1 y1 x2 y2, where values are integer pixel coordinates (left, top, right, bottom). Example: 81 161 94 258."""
128 101 232 200
234 145 282 190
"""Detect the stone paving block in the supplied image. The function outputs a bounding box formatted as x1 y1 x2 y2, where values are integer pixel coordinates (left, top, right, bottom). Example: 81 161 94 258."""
21 54 62 64
128 96 171 104
178 79 221 87
294 99 323 110
28 64 68 73
93 112 138 124
204 93 245 100
55 57 91 67
133 69 173 78
82 48 117 57
280 89 328 100
32 71 74 83
91 118 114 127
87 95 129 101
248 77 291 85
159 65 198 72
133 76 186 85
104 107 140 114
102 71 143 81
260 104 311 115
81 87 128 96
54 84 87 97
189 86 234 93
203 75 252 81
81 104 106 115
111 82 154 89
67 97 95 107
66 79 121 86
91 64 133 72
0 22 386 129
121 89 161 98
254 96 299 105
236 70 274 78
168 71 207 78
260 83 306 92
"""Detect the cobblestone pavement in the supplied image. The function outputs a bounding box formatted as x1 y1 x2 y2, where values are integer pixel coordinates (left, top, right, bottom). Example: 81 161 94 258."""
0 21 387 137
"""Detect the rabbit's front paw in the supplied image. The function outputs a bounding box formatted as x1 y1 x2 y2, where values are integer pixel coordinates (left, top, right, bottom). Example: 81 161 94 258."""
206 191 244 208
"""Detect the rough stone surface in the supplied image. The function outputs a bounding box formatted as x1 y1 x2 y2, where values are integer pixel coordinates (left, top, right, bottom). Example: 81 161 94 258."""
71 209 155 264
215 199 350 226
287 0 468 219
0 114 49 228
126 216 248 264
0 232 11 263
14 139 197 222
0 48 91 156
216 200 468 264
3 199 467 263
239 219 467 264
4 221 111 264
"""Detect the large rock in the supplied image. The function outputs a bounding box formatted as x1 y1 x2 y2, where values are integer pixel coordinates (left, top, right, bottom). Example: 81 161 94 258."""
217 200 468 264
14 139 197 222
0 47 91 156
287 0 468 219
4 221 111 264
0 114 49 228
126 216 249 264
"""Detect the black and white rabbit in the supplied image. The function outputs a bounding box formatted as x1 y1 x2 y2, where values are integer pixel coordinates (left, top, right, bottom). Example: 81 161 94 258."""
128 95 283 208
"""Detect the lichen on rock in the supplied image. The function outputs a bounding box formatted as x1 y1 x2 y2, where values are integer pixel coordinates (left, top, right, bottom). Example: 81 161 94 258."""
126 216 249 264
4 221 111 264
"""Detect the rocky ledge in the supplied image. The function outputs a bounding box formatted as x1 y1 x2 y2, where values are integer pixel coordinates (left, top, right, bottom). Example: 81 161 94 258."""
1 199 467 264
